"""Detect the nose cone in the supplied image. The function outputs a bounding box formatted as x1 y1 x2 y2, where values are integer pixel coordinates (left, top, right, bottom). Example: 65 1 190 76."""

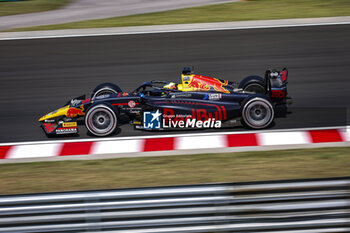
38 105 70 122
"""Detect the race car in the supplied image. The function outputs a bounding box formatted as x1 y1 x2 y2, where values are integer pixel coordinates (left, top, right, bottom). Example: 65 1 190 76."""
39 67 291 137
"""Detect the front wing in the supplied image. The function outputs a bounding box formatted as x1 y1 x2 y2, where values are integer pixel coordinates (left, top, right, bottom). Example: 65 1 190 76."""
41 121 78 135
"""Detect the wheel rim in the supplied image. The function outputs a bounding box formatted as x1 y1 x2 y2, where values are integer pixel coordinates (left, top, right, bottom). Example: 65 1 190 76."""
243 99 273 128
244 83 265 94
86 106 116 136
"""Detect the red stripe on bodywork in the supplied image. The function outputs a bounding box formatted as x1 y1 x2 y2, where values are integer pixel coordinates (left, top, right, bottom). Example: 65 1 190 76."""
59 142 94 156
112 103 140 106
226 133 258 147
221 106 227 120
215 106 222 120
308 129 343 143
0 146 12 159
143 137 175 152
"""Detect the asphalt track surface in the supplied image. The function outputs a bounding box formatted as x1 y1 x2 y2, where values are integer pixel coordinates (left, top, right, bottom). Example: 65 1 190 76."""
0 0 238 31
1 24 350 143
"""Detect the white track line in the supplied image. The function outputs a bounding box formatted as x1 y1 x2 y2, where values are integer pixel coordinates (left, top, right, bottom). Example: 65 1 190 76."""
1 16 350 41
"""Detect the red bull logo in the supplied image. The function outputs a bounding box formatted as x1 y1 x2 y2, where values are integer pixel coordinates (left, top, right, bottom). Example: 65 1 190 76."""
67 105 85 118
187 75 210 91
42 123 56 133
163 107 227 123
162 108 223 128
187 75 230 94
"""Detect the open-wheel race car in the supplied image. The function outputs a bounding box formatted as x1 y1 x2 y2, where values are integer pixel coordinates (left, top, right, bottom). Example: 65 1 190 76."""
39 67 291 137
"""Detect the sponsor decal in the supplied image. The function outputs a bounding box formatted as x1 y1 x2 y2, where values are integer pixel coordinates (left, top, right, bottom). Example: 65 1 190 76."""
204 93 222 100
128 100 136 108
209 93 222 100
183 76 191 81
162 108 222 128
66 106 85 118
163 107 226 122
171 93 192 98
143 110 161 129
188 75 230 93
62 122 77 127
129 109 141 114
163 118 221 128
70 99 82 106
45 119 55 123
43 123 56 133
116 92 130 97
56 127 78 134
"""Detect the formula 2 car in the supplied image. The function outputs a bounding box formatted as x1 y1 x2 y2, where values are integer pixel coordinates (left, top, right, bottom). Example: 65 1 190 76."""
39 67 291 137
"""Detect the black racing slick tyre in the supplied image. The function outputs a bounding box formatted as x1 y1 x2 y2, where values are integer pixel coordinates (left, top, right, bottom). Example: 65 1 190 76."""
91 83 122 99
239 75 265 94
85 104 118 136
241 95 274 129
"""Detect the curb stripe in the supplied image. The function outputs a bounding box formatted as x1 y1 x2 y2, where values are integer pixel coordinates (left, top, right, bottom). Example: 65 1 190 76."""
0 146 12 159
143 137 175 152
0 127 349 160
92 140 142 155
6 144 61 159
176 135 225 150
226 133 258 147
308 129 344 143
343 127 350 142
258 132 310 146
59 142 94 156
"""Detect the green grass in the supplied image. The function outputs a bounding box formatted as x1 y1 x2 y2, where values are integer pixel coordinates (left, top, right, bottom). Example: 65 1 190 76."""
7 0 350 32
0 0 71 17
0 147 349 195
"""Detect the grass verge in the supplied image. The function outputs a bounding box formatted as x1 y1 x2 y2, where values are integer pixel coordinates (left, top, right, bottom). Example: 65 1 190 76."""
7 0 350 32
0 147 349 195
0 0 71 17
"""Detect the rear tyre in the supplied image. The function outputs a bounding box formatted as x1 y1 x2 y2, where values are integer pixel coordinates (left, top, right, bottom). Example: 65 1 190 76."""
91 83 122 99
85 104 118 136
239 75 265 94
241 96 274 129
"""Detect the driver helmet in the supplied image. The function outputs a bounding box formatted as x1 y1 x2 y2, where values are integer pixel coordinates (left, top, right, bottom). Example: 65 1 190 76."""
163 82 177 90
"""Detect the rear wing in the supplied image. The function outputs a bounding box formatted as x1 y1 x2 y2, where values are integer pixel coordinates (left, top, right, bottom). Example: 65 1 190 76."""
264 68 289 100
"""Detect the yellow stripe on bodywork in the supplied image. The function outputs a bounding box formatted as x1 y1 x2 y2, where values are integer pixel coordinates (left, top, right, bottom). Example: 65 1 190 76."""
38 105 69 122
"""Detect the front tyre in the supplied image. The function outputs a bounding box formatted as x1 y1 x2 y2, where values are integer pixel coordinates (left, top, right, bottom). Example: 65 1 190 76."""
241 96 274 129
85 104 117 136
91 83 122 99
